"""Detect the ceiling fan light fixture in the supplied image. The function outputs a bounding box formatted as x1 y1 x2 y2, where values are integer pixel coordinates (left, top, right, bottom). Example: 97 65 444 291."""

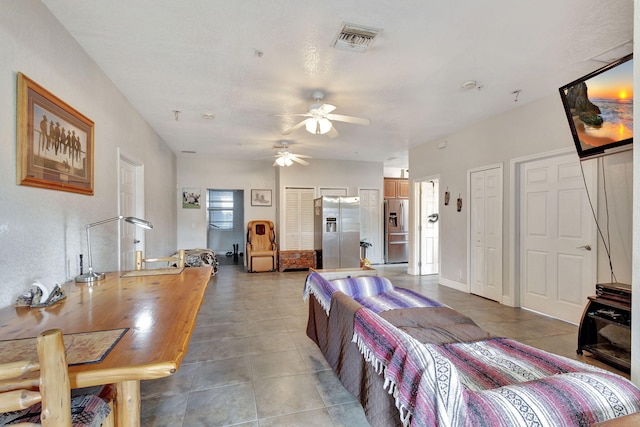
305 118 332 135
275 155 293 167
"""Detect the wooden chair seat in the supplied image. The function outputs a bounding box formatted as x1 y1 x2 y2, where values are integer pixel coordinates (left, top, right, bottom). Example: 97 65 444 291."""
0 329 113 427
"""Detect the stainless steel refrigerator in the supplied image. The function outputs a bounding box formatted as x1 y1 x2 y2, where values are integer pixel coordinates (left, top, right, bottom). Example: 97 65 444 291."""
314 196 361 269
385 199 409 263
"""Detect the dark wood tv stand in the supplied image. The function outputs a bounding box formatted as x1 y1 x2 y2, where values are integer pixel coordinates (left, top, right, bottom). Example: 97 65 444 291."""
577 283 631 373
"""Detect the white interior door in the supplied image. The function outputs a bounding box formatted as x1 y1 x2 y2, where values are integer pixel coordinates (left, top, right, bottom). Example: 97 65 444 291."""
469 165 503 301
519 154 596 323
419 180 439 275
359 188 382 264
119 155 143 271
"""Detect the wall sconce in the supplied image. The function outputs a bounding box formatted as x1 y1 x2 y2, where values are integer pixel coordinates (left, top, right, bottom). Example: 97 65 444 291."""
75 216 153 284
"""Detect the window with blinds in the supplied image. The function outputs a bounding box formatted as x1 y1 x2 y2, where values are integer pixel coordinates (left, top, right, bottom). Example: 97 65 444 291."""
207 190 234 230
284 187 315 250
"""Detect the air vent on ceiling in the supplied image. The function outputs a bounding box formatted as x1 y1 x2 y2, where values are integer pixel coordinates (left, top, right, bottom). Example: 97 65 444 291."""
332 23 381 52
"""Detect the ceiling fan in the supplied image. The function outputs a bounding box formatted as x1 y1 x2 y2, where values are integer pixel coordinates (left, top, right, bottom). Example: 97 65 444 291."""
275 90 370 139
269 142 311 167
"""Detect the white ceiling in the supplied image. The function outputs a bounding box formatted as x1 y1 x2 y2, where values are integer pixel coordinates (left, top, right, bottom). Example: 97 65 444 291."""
41 0 633 169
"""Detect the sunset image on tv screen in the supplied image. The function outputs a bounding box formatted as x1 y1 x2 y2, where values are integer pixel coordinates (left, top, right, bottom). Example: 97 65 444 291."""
564 59 633 151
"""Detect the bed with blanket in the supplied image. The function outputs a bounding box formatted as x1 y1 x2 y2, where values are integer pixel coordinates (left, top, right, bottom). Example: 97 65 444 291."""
303 272 640 427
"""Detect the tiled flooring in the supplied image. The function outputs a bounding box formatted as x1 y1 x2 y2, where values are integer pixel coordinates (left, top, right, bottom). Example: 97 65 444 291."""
140 264 626 426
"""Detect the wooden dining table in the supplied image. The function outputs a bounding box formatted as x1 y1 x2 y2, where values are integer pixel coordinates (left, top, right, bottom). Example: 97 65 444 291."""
0 266 212 427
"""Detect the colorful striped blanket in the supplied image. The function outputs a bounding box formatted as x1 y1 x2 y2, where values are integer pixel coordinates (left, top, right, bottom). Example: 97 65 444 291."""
303 272 443 315
352 307 640 427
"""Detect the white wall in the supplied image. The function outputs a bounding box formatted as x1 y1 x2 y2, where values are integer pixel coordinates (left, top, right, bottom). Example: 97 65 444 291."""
276 158 384 249
176 156 384 253
176 156 277 250
597 151 633 285
0 1 177 307
277 158 383 196
630 0 639 385
409 93 633 300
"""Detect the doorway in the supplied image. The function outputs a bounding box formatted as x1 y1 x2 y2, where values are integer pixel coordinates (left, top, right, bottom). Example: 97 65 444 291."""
207 189 244 264
118 152 144 271
359 188 383 265
417 178 439 275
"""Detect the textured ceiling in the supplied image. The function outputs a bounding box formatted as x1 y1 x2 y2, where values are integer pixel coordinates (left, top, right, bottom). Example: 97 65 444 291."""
41 0 633 169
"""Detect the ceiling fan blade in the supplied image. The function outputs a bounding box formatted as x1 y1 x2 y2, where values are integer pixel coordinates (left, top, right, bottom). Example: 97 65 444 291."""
291 153 311 159
317 103 337 115
327 125 339 139
282 119 309 135
326 113 370 126
272 113 312 118
291 156 309 166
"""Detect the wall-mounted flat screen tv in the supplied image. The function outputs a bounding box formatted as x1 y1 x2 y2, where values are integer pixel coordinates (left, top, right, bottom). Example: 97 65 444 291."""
559 53 633 160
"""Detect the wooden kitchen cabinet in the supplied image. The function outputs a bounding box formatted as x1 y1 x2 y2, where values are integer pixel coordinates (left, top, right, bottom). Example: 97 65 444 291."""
384 178 408 199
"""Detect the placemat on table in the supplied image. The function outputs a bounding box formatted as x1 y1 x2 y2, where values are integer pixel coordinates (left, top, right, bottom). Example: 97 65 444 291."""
0 328 128 366
121 267 185 277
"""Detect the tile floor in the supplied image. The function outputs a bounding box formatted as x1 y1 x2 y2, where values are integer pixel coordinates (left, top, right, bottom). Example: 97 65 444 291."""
139 263 626 426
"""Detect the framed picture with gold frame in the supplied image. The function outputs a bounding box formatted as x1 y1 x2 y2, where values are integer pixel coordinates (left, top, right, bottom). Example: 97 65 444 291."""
17 72 94 195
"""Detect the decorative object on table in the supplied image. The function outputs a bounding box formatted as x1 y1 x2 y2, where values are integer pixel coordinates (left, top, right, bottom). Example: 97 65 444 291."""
457 194 463 212
251 189 272 206
16 73 95 196
444 188 450 206
182 187 201 209
15 279 66 307
75 216 153 284
360 241 372 268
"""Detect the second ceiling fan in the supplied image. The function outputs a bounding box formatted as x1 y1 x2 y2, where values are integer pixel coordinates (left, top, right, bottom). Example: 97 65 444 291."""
277 90 370 139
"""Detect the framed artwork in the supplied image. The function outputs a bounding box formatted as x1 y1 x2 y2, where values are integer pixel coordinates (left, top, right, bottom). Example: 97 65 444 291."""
251 189 272 207
182 187 201 209
17 73 95 195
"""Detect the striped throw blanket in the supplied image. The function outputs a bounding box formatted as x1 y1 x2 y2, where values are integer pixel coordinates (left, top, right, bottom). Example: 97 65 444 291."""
303 272 443 315
352 307 640 427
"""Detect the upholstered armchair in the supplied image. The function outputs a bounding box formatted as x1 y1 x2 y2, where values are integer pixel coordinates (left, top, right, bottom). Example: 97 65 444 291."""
246 220 277 272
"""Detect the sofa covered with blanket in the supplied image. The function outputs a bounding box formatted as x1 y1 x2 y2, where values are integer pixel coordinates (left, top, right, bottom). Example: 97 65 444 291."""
303 272 640 427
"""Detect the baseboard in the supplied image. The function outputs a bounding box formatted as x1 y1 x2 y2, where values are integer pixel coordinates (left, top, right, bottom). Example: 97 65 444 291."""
439 277 468 293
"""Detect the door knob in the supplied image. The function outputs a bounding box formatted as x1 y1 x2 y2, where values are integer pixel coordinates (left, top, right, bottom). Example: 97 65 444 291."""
577 244 591 251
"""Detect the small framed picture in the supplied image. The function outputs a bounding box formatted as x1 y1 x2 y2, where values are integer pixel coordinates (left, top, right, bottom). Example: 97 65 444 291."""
251 189 272 207
182 187 201 209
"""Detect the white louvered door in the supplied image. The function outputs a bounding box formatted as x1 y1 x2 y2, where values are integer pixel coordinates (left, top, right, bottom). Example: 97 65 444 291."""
284 187 315 250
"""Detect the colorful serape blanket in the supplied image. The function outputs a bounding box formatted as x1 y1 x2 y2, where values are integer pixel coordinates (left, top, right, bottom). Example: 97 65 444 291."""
352 305 466 426
303 272 443 315
352 306 640 427
356 287 444 313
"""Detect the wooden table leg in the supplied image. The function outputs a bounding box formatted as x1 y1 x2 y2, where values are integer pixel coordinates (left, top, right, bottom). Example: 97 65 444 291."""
114 380 141 427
